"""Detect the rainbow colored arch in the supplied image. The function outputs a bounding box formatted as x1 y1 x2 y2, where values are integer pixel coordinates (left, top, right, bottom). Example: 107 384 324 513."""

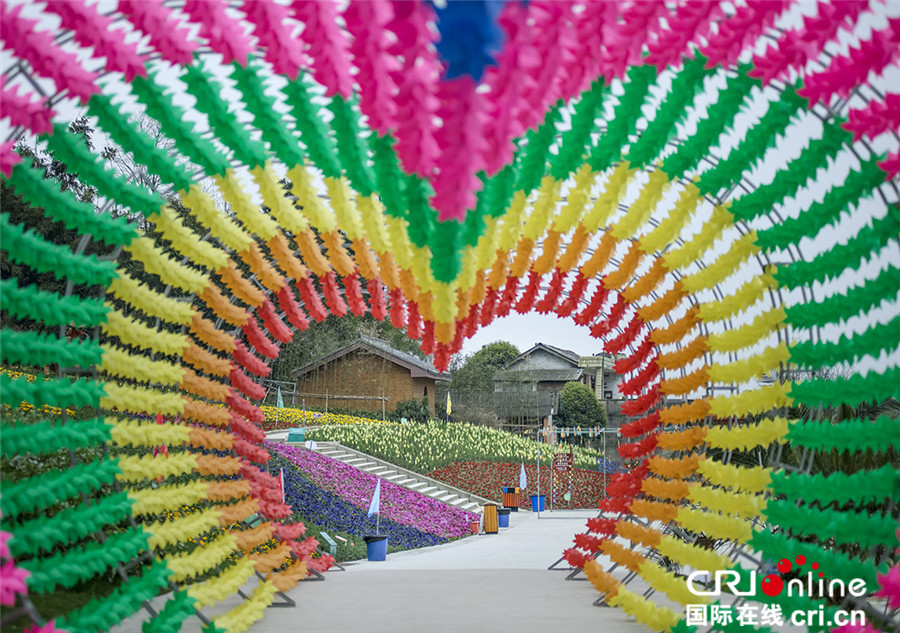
1 1 898 632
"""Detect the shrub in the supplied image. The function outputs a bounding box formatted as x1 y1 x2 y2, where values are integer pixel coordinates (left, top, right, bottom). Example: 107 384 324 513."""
557 382 607 429
391 398 429 423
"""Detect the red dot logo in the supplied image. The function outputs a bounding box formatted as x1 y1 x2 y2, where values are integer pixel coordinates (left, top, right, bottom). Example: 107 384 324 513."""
761 574 784 596
777 558 792 573
795 555 806 566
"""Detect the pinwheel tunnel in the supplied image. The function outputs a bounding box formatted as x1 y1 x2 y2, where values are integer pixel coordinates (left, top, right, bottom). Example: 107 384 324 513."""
0 2 898 633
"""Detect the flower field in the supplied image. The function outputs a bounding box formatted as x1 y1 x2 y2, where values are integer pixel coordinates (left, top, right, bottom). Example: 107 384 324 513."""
428 462 608 510
260 405 393 430
270 442 478 539
307 421 604 472
1 368 79 417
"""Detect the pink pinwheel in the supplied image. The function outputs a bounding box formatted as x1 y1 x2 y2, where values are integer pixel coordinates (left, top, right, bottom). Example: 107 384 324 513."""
0 532 10 559
875 565 900 611
291 0 354 100
0 142 22 178
26 621 66 633
830 624 879 633
240 0 307 80
183 0 253 67
44 0 146 81
844 94 900 142
0 4 99 103
878 151 900 181
0 560 30 606
117 0 196 66
0 81 55 136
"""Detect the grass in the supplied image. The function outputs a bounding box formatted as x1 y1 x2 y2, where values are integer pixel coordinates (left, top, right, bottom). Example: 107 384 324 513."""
292 514 369 562
294 516 454 562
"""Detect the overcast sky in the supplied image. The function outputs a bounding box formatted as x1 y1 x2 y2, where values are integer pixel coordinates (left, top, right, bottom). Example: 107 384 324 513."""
459 312 606 359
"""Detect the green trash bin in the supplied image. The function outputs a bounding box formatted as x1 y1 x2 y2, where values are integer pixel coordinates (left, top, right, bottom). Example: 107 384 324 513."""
287 427 305 442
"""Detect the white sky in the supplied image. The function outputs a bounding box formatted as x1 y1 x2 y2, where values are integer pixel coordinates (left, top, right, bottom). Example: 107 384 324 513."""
459 312 607 358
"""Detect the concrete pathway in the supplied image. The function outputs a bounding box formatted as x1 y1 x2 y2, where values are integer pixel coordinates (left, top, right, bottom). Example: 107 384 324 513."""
113 509 650 633
280 508 649 633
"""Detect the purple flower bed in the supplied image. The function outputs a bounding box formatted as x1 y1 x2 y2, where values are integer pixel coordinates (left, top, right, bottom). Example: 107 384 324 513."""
270 454 446 551
269 442 478 539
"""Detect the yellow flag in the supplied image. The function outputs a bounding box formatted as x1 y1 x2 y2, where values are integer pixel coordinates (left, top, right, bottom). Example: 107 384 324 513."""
446 392 452 415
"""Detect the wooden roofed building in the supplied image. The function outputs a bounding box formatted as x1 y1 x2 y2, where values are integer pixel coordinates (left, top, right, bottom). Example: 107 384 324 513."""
289 334 449 416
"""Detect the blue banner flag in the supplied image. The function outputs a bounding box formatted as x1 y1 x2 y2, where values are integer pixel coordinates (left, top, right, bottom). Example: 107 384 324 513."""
367 478 381 517
519 462 527 489
276 386 284 409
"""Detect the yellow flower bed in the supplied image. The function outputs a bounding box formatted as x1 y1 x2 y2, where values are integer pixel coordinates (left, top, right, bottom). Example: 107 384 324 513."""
1 368 38 383
1 367 79 417
260 405 394 430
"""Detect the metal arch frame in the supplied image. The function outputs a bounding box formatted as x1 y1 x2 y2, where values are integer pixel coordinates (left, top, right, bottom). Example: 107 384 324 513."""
0 21 307 633
3 3 898 631
528 38 899 626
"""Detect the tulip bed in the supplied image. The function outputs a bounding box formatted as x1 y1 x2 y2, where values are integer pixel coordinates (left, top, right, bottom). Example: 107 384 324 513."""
307 421 603 472
429 462 608 509
260 405 394 430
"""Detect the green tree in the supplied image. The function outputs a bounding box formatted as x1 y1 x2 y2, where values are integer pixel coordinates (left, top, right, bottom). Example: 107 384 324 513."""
557 381 606 429
450 341 520 391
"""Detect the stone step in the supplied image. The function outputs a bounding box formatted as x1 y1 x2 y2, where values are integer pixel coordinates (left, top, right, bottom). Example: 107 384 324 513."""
286 441 493 512
319 451 351 460
364 467 395 477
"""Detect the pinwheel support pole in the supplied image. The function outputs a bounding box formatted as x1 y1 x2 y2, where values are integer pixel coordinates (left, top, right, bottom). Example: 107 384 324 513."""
535 427 541 519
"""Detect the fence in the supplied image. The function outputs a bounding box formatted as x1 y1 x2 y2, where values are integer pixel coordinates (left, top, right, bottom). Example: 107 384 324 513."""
434 385 558 427
436 383 626 431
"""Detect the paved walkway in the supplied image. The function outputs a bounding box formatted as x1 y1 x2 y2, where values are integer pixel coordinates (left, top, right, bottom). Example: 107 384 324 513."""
114 509 649 633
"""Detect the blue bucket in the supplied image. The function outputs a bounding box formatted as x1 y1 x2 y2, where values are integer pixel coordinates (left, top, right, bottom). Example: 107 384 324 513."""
364 535 388 561
530 495 545 512
498 508 510 527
